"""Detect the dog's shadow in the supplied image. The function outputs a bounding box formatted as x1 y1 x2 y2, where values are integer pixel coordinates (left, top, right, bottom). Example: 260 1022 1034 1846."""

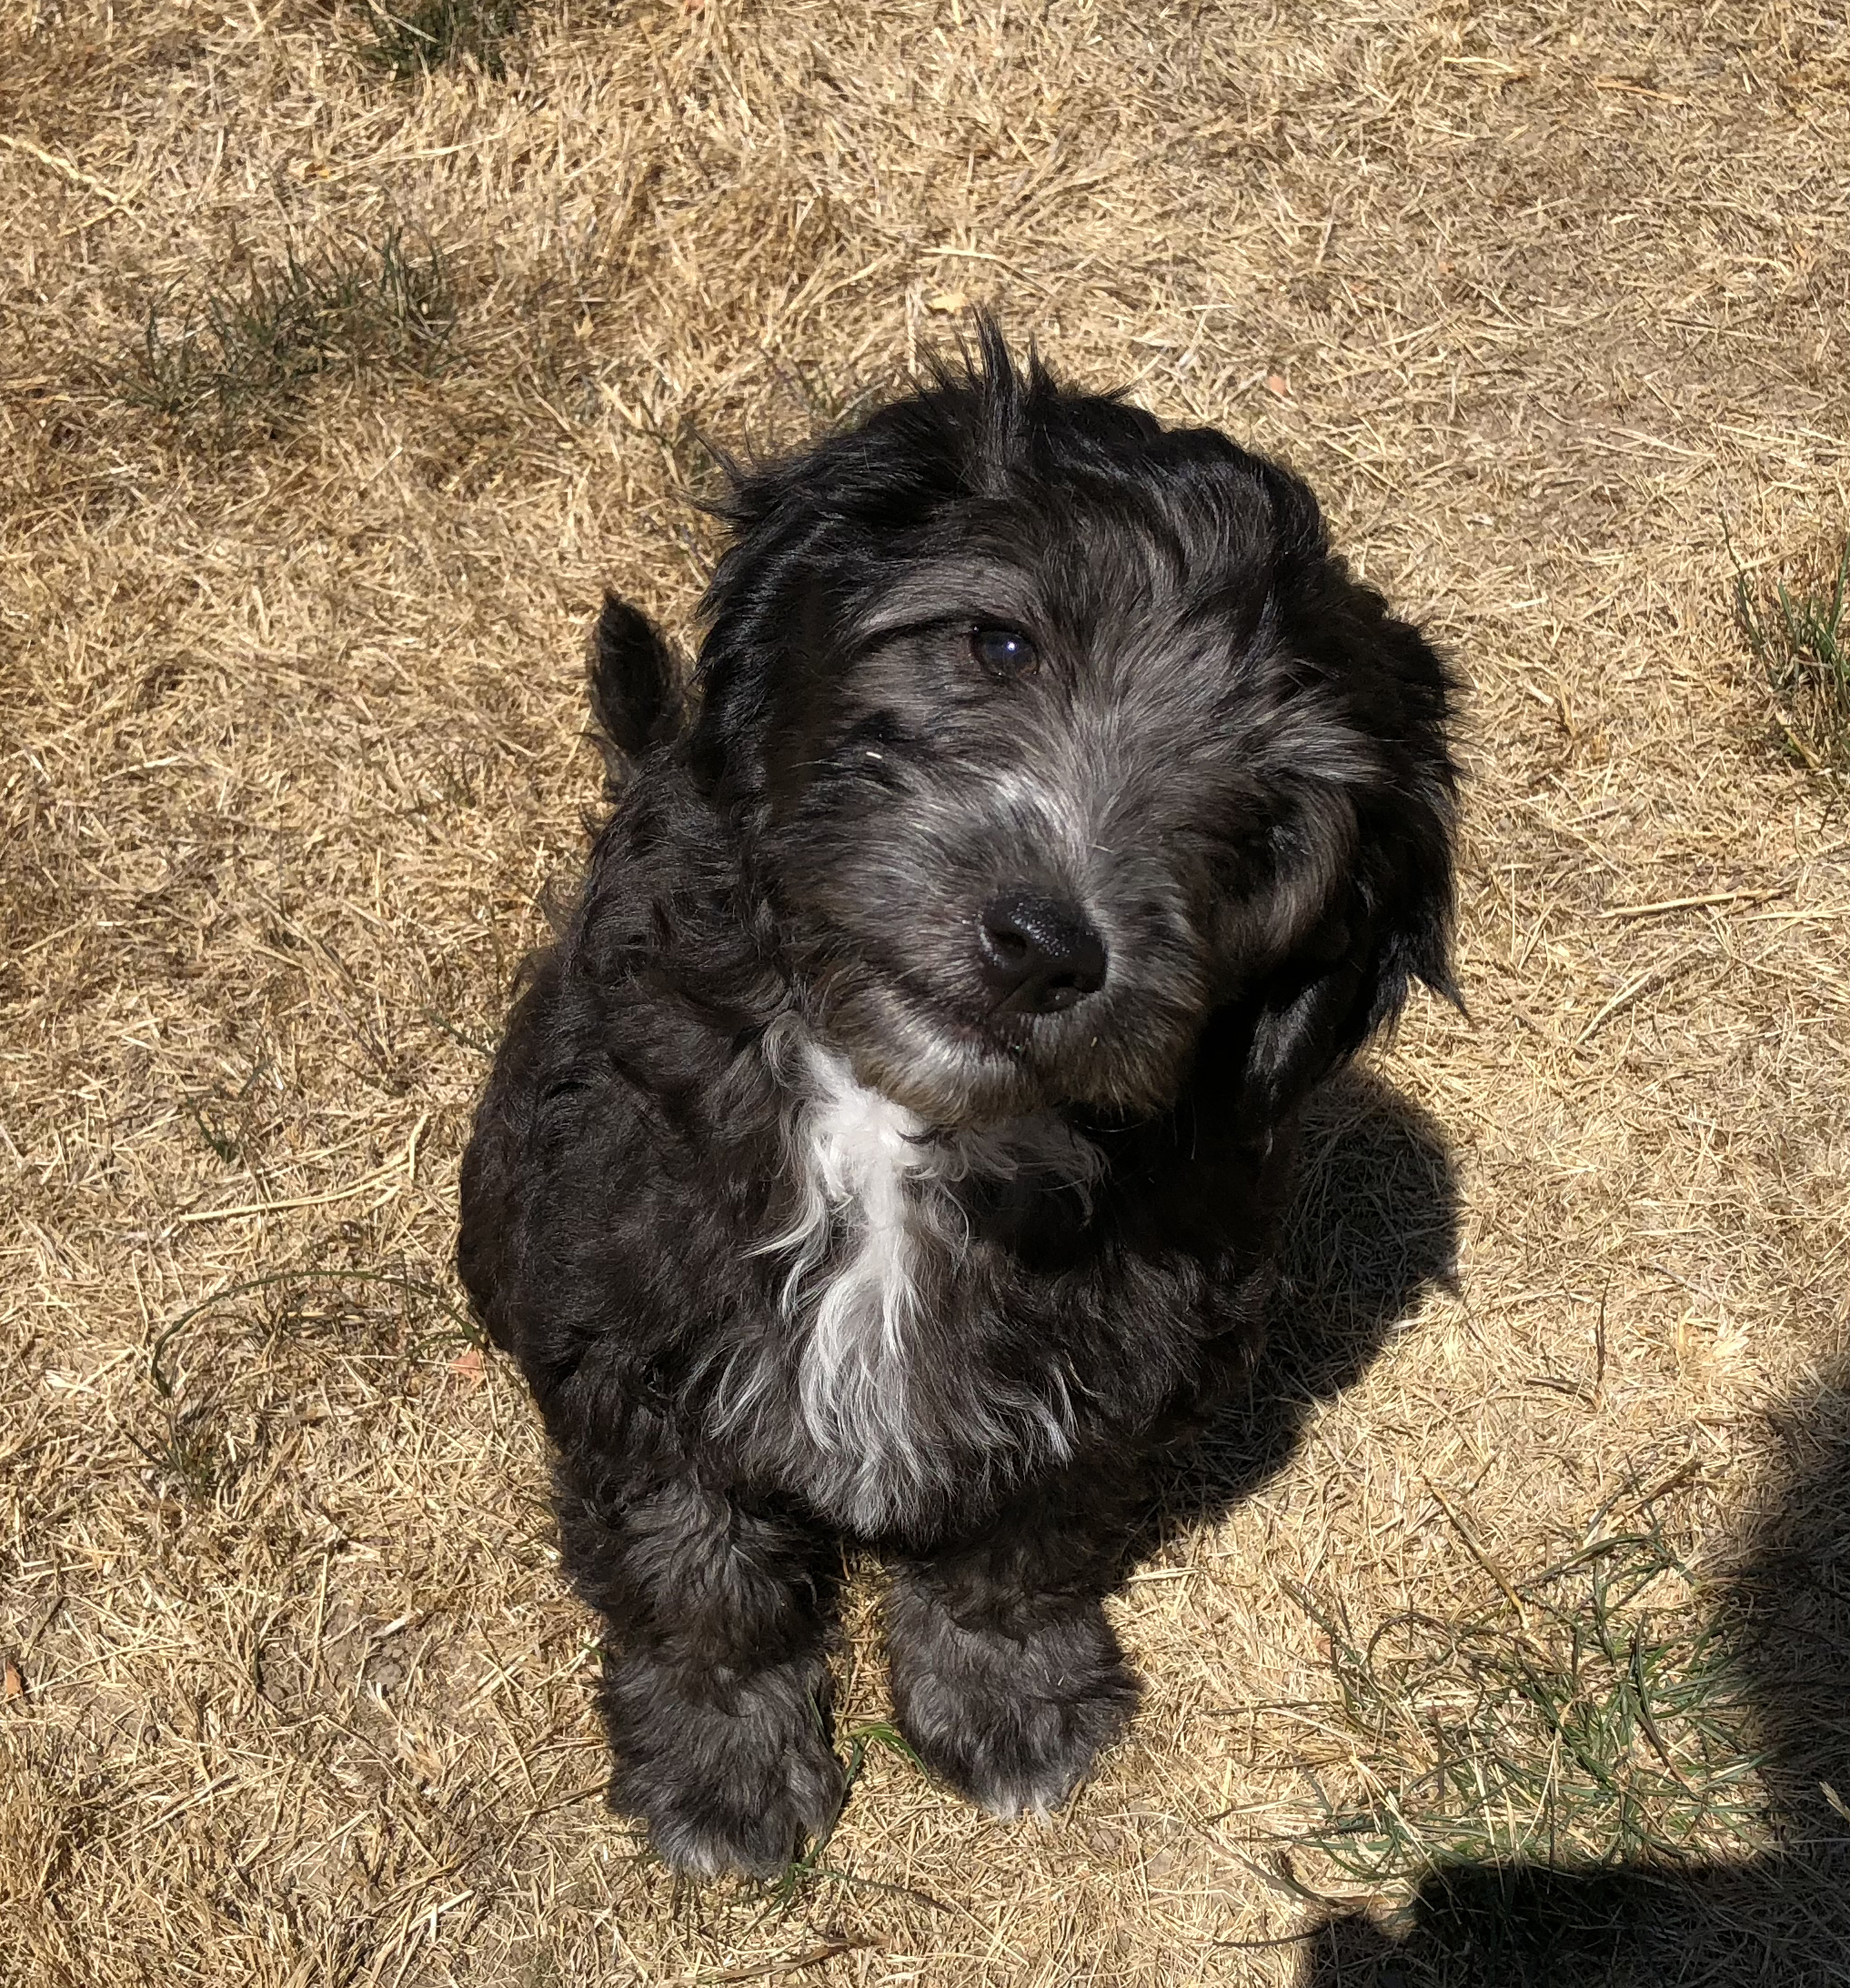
1117 1077 1850 1984
1128 1062 1461 1567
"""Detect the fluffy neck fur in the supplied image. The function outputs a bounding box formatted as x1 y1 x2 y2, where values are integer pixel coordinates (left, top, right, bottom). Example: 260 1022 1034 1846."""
752 1017 1102 1533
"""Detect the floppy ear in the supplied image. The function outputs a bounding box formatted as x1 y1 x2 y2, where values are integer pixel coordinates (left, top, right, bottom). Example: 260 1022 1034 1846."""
685 517 800 804
686 445 878 808
588 594 685 795
1239 587 1459 1123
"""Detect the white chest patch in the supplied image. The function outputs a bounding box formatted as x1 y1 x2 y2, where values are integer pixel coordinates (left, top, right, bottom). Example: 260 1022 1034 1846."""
765 1044 937 1520
752 1030 1103 1532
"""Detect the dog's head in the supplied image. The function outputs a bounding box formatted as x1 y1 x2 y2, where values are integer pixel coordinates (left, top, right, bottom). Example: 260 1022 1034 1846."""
687 326 1457 1130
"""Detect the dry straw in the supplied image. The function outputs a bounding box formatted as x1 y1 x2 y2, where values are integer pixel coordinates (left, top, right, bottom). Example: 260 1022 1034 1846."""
3 1 1847 1983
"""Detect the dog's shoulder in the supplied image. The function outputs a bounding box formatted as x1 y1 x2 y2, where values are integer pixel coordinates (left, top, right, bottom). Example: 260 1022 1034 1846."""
457 758 787 1378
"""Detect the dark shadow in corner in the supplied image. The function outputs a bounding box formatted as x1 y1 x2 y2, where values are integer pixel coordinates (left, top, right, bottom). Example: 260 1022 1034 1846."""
1298 1369 1850 1988
1127 1063 1462 1569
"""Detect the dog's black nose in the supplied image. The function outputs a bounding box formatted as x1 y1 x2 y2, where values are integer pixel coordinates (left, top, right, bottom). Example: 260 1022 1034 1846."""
976 893 1108 1015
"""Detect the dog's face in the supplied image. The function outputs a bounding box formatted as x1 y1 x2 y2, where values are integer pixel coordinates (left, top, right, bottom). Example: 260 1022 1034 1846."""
691 332 1456 1129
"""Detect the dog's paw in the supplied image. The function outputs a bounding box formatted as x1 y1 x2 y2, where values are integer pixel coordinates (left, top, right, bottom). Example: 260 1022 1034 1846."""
606 1657 845 1879
888 1592 1139 1820
644 1735 844 1879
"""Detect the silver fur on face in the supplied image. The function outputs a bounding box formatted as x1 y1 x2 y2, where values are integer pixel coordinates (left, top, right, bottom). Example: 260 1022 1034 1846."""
765 544 1390 1130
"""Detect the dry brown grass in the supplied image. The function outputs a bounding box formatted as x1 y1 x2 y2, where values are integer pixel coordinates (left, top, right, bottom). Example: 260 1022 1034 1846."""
4 1 1848 1982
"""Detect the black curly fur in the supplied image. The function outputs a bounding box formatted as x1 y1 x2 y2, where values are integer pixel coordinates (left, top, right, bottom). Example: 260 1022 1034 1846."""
457 325 1459 1876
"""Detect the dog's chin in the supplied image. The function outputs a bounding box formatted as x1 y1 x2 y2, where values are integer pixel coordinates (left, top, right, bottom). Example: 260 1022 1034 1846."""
818 979 1182 1130
852 1036 1043 1130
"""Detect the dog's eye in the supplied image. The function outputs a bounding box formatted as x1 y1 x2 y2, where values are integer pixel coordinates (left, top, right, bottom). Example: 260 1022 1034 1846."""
969 625 1038 679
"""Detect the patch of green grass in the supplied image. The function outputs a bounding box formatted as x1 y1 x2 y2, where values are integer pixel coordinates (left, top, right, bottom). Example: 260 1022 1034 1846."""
740 1718 951 1929
1731 532 1850 776
353 0 520 78
127 227 457 428
184 1096 240 1164
146 1262 480 1402
135 1260 480 1506
1282 1505 1763 1892
769 1719 924 1907
130 1397 227 1504
182 1053 267 1165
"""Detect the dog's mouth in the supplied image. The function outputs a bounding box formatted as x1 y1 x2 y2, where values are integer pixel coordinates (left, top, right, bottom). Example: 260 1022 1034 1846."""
905 969 1101 1064
815 967 1185 1130
946 1003 1047 1055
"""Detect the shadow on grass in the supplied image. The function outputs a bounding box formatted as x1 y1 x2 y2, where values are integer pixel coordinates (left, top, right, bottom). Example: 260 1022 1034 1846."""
1297 1371 1850 1988
1129 1061 1462 1561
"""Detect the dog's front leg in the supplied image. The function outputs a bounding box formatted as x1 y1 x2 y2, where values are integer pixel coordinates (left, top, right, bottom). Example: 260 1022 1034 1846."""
884 1482 1141 1821
557 1466 845 1878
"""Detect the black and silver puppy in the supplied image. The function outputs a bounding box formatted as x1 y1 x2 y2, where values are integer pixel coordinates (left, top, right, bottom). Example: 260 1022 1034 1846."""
457 327 1457 1877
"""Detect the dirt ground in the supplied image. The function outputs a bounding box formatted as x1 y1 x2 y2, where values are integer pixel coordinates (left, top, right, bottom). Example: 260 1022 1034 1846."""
4 2 1848 1983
